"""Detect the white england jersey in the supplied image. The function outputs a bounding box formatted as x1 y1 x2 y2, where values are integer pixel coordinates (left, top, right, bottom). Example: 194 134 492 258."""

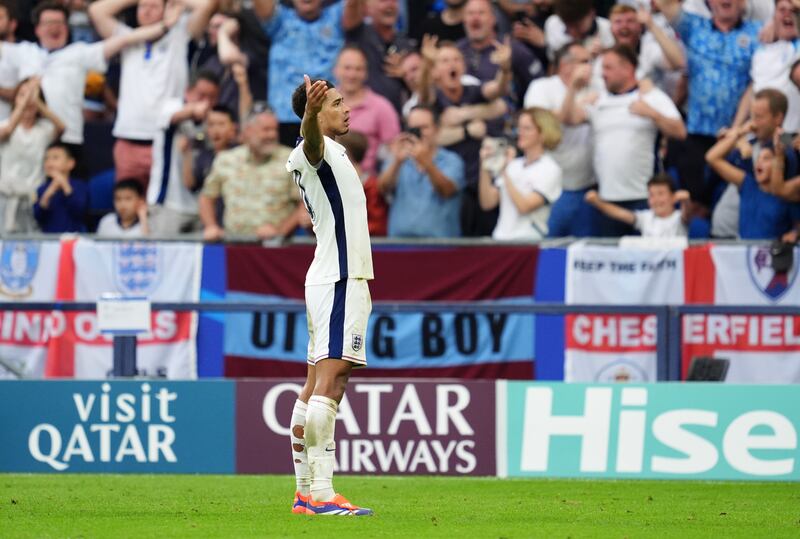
286 136 374 285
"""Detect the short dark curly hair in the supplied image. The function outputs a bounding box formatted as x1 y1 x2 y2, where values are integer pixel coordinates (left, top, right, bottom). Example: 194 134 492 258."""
291 78 335 120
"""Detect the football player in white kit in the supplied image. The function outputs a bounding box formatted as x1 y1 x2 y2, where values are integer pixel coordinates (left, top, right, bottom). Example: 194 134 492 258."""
284 75 374 516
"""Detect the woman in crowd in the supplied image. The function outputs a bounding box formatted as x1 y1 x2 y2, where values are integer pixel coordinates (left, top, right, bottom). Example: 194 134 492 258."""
478 107 562 240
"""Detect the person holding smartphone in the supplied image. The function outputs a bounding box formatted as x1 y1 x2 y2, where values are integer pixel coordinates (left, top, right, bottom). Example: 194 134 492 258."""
378 105 466 238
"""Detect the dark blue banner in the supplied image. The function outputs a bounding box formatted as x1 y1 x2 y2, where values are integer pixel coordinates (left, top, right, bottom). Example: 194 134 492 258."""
0 381 235 473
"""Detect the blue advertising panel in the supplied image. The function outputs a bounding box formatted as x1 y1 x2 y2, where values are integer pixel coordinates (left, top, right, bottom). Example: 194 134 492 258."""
0 381 235 473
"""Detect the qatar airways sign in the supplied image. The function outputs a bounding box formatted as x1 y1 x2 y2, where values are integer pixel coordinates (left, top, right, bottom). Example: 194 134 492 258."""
236 380 496 476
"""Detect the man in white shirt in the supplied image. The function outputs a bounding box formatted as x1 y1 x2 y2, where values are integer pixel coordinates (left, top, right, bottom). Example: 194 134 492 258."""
598 4 685 99
90 0 216 186
0 1 21 122
283 76 374 516
524 42 596 237
11 3 181 172
563 43 686 237
14 1 186 178
747 0 800 133
544 0 614 60
147 70 220 235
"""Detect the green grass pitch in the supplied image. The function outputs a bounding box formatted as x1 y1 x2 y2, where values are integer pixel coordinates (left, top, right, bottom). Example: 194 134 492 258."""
2 474 799 538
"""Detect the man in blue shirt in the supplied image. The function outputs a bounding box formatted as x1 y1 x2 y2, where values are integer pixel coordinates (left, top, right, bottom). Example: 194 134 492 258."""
705 123 799 240
379 105 465 237
253 0 363 146
657 0 761 211
33 142 88 233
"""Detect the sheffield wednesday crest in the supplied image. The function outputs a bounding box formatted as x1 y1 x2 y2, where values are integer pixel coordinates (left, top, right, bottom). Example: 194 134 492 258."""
0 241 40 298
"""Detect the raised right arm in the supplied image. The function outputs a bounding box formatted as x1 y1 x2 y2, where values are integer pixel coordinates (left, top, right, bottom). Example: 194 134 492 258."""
89 0 137 38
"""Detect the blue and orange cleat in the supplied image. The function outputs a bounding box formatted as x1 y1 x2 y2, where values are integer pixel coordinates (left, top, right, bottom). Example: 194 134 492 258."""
306 494 374 516
291 491 310 514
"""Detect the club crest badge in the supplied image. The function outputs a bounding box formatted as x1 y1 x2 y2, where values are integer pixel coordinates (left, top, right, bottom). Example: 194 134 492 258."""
746 245 797 301
352 334 363 352
113 241 161 297
0 241 40 298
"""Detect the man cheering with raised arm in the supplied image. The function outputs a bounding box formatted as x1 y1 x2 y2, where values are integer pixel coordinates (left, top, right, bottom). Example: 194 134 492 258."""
284 75 374 516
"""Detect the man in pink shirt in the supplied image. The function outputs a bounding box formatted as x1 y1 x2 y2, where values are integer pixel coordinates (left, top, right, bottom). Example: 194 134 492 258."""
333 44 400 175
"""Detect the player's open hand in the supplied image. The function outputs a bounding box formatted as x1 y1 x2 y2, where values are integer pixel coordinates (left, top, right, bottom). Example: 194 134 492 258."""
304 74 327 117
584 190 599 204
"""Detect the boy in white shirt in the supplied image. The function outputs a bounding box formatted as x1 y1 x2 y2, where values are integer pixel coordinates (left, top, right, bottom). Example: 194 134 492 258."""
584 174 690 237
96 179 149 237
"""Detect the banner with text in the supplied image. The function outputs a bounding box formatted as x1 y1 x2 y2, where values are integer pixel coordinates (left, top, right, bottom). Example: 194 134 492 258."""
502 381 800 480
224 245 538 379
0 381 234 473
236 379 496 475
564 245 684 382
683 245 800 382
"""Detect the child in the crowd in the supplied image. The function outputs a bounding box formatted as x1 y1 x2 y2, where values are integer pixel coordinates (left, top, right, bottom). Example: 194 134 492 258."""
585 175 690 237
0 77 65 233
96 179 149 237
33 142 88 233
706 126 800 240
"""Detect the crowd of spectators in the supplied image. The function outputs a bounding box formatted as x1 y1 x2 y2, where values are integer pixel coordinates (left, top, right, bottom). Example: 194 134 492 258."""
0 0 798 242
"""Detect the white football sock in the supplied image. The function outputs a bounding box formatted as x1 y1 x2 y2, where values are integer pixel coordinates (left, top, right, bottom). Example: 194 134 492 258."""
290 399 310 496
305 395 338 502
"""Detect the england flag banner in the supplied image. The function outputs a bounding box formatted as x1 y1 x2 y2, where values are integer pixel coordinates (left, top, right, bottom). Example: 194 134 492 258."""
683 245 800 383
0 240 62 379
564 244 685 382
45 238 202 379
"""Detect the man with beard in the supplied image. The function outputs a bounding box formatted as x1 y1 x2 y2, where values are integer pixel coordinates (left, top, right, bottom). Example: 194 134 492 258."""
712 89 790 238
563 44 686 237
545 0 615 60
345 0 415 112
593 4 685 97
419 35 512 236
458 0 543 106
199 106 303 240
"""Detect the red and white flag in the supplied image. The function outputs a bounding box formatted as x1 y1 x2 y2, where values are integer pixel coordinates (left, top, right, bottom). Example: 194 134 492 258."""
0 237 201 379
564 244 685 382
683 245 800 383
